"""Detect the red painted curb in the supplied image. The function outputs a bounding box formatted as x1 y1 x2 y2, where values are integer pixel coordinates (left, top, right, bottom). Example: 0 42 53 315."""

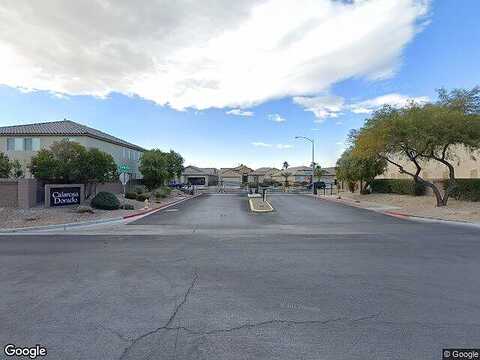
383 211 410 219
122 193 203 220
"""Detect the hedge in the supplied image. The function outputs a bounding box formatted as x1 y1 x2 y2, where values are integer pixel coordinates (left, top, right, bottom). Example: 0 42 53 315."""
445 179 480 202
371 179 426 196
125 192 137 200
136 193 150 202
91 191 120 210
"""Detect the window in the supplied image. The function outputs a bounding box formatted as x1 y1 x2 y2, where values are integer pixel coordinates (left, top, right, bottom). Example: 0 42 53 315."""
7 138 15 151
32 138 40 151
24 138 32 151
14 138 23 151
123 148 126 159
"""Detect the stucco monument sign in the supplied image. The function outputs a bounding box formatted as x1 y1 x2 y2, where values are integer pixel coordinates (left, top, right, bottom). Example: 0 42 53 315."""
45 184 84 207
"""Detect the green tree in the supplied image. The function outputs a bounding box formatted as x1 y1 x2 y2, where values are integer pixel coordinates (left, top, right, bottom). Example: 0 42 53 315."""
165 150 184 181
0 152 12 178
30 140 117 198
280 161 291 188
139 149 170 190
336 148 386 193
314 165 327 181
31 140 90 183
84 148 118 197
354 87 480 206
10 160 24 179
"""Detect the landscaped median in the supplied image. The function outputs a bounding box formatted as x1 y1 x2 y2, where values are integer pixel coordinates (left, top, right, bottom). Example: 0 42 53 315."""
0 191 202 232
312 192 480 225
248 196 274 213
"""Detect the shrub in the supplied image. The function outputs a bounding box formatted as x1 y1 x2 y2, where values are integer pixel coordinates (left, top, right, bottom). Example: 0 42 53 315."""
76 205 94 214
371 179 426 196
135 187 144 194
445 179 480 202
125 192 137 200
91 191 120 210
155 186 171 198
154 191 167 199
154 187 171 199
136 193 150 202
120 203 134 210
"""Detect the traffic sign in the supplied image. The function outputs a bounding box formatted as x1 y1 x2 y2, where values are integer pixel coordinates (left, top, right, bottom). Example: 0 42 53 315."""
118 164 130 173
119 172 130 186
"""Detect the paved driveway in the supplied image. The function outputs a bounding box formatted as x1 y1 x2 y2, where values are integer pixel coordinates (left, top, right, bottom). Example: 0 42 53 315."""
1 194 480 359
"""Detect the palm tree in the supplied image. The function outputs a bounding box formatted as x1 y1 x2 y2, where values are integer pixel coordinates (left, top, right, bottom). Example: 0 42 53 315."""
314 165 327 181
281 161 291 189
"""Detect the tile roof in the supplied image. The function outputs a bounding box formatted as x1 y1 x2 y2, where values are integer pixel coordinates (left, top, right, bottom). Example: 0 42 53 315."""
0 120 145 151
251 167 279 175
183 166 218 175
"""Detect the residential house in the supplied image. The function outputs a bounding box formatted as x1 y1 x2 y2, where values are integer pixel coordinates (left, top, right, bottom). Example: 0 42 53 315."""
181 166 219 186
0 119 145 179
219 164 253 187
318 167 337 185
271 166 312 184
248 167 279 184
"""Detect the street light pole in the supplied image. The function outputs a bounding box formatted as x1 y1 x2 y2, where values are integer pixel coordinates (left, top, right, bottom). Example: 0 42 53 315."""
295 136 315 195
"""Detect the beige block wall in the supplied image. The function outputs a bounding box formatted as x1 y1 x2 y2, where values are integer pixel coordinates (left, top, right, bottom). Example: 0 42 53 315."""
0 135 143 178
379 146 480 180
0 179 19 207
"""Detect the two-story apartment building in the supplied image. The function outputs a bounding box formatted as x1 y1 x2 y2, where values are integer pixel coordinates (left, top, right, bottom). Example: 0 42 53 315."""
0 119 145 179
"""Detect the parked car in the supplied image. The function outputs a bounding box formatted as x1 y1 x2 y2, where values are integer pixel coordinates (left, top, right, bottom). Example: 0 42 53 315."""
308 181 326 189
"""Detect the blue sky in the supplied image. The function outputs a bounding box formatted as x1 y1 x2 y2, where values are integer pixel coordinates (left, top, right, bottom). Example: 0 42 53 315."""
0 0 479 169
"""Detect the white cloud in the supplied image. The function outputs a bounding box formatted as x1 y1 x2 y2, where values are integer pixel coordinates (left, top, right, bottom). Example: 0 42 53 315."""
295 93 430 120
226 109 254 117
268 114 286 123
349 93 430 114
293 95 345 122
0 0 429 110
252 142 293 149
252 142 272 148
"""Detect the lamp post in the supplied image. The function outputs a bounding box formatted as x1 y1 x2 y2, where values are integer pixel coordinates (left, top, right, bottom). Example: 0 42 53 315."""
295 136 315 195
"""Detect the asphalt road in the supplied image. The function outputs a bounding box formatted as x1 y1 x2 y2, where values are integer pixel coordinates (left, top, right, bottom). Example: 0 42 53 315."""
1 194 480 359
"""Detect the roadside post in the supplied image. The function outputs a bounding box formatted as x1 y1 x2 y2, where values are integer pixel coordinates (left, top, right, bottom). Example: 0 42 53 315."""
262 188 267 202
294 136 315 195
118 164 130 196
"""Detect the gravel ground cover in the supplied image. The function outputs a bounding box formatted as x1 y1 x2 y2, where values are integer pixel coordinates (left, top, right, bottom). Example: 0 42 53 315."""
334 191 480 223
0 190 191 229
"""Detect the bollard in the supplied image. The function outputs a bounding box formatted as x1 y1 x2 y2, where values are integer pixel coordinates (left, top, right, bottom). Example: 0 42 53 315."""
262 188 266 202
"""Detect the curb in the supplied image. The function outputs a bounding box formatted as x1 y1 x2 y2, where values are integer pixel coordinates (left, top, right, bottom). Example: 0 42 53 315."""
248 198 274 213
122 193 203 222
0 193 203 234
311 194 480 228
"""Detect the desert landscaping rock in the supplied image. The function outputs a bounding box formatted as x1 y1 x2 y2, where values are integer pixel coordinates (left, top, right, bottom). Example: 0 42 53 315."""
0 190 192 229
329 192 480 223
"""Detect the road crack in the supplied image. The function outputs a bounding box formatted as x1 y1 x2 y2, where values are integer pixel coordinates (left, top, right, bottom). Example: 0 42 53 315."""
164 312 380 336
118 272 198 360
